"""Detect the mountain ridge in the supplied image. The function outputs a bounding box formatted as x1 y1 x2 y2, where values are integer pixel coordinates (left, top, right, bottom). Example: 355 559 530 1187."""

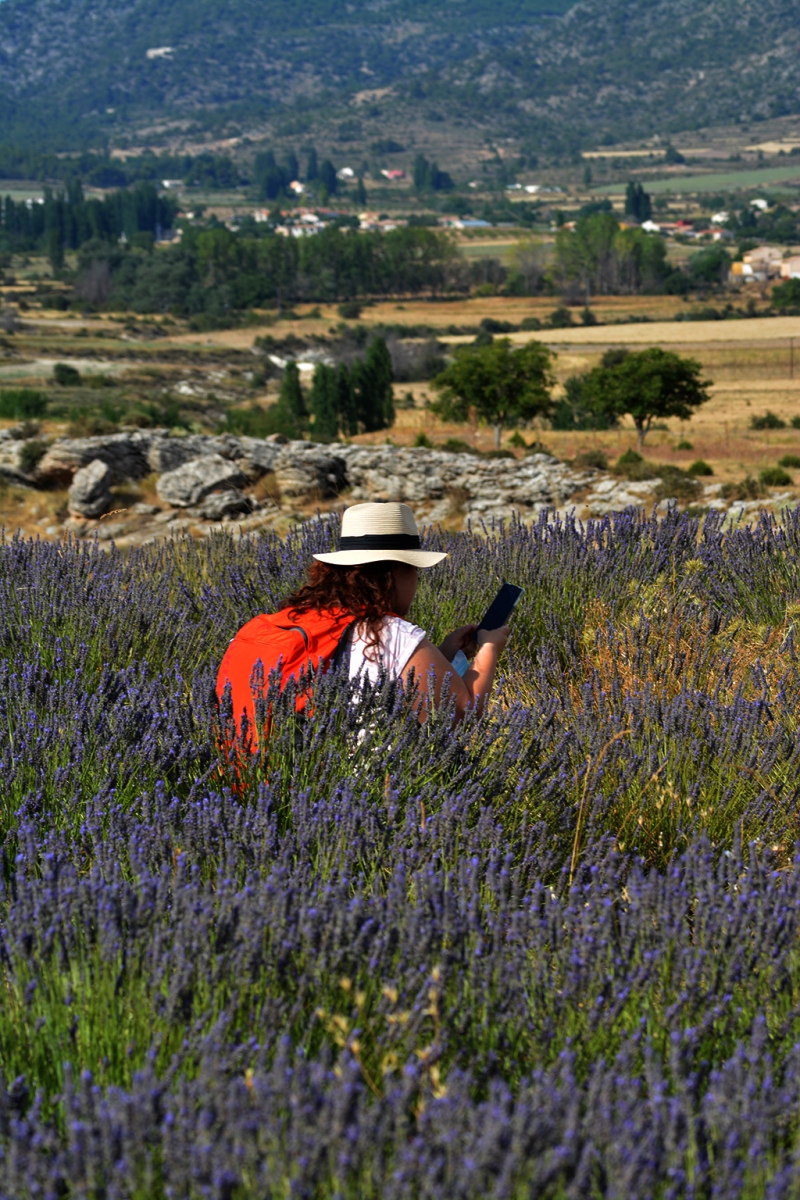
0 0 798 153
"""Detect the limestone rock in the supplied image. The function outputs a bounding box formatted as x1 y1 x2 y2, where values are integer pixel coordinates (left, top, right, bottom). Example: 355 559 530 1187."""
156 454 248 507
38 432 153 486
273 443 347 499
197 489 252 520
68 458 113 518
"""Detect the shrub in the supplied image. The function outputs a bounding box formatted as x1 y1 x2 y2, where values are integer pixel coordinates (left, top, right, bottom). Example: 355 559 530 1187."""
413 431 434 448
778 455 800 469
653 465 701 502
675 439 693 450
792 416 800 430
507 430 527 448
573 449 608 470
0 389 47 420
548 306 574 328
18 438 48 475
337 301 363 320
759 466 792 487
440 438 480 455
751 411 786 430
614 448 646 477
721 475 767 501
687 459 714 476
53 362 81 386
520 316 542 331
483 448 516 459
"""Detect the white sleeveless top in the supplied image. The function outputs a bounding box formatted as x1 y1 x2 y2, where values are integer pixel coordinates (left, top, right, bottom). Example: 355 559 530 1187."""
348 615 426 685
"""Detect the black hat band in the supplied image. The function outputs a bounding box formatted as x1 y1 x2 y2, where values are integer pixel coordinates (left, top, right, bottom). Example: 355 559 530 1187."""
338 533 422 551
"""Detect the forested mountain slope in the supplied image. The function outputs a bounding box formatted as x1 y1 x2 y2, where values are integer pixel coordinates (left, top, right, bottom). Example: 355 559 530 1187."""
0 0 798 150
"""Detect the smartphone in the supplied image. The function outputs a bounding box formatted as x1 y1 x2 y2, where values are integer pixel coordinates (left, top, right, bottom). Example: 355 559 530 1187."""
478 583 524 631
451 583 523 677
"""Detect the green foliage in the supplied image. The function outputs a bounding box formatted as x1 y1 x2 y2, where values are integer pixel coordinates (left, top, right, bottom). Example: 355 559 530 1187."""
548 306 574 328
53 362 81 386
624 182 652 222
687 459 714 476
81 225 456 315
413 154 453 192
771 279 800 311
751 411 786 430
760 466 792 487
573 448 608 470
687 244 731 286
223 405 292 439
676 439 694 450
18 438 48 475
508 429 527 448
413 431 434 448
338 301 363 320
664 144 685 165
275 361 306 437
721 475 768 501
431 338 555 449
309 365 343 442
553 212 669 297
583 348 712 448
550 374 617 432
353 337 395 432
778 454 800 469
0 389 47 420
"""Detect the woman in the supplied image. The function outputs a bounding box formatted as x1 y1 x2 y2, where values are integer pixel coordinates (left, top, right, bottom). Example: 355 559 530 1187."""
217 501 509 732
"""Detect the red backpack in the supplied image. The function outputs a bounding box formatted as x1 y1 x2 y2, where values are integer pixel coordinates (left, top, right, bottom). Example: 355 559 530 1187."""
216 607 355 741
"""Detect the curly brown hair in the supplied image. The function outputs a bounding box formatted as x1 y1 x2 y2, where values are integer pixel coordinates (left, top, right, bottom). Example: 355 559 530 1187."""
285 560 400 657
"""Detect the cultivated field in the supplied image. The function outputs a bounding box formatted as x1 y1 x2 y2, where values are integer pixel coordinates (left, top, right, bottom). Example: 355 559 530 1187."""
3 513 800 1193
2 291 800 537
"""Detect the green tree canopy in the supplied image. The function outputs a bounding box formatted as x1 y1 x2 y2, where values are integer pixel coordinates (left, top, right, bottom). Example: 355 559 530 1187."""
274 360 306 438
582 347 712 449
431 338 555 448
771 278 800 311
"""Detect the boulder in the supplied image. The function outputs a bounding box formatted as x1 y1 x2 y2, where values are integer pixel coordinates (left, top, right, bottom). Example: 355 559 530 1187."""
156 454 249 507
37 432 152 486
197 489 253 520
68 458 113 518
273 444 347 499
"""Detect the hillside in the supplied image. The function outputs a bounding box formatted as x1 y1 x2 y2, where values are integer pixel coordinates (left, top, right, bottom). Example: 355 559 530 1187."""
0 0 799 154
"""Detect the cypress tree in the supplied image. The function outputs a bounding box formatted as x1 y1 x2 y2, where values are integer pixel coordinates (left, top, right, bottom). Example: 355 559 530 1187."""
275 360 306 437
309 364 339 442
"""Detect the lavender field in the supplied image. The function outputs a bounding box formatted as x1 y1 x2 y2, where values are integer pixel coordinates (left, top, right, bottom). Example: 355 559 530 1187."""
3 509 800 1198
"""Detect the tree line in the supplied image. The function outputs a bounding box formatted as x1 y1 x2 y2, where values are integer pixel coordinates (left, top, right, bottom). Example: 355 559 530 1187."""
0 180 179 269
74 223 457 315
227 338 395 441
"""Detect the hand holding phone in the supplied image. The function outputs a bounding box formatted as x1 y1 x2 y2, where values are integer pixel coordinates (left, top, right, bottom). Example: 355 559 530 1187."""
478 583 524 631
451 583 522 675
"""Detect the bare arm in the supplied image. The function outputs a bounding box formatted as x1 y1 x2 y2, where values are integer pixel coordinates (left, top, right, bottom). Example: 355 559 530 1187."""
403 626 509 722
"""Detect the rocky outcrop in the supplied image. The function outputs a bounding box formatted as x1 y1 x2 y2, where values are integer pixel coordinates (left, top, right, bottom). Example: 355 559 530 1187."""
156 454 249 507
11 425 798 547
68 458 113 517
333 445 595 519
273 444 347 499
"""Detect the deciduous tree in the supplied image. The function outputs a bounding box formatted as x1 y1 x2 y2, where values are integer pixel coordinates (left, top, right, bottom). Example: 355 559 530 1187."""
582 347 711 449
431 338 555 449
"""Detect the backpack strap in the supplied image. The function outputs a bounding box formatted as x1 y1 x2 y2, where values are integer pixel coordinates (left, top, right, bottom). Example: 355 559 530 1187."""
330 621 354 670
285 619 354 671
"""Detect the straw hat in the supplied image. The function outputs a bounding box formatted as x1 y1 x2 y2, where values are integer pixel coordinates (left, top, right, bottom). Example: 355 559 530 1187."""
314 502 447 568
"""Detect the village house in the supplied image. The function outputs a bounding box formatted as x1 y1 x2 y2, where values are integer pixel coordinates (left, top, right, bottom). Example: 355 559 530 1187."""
731 245 784 282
